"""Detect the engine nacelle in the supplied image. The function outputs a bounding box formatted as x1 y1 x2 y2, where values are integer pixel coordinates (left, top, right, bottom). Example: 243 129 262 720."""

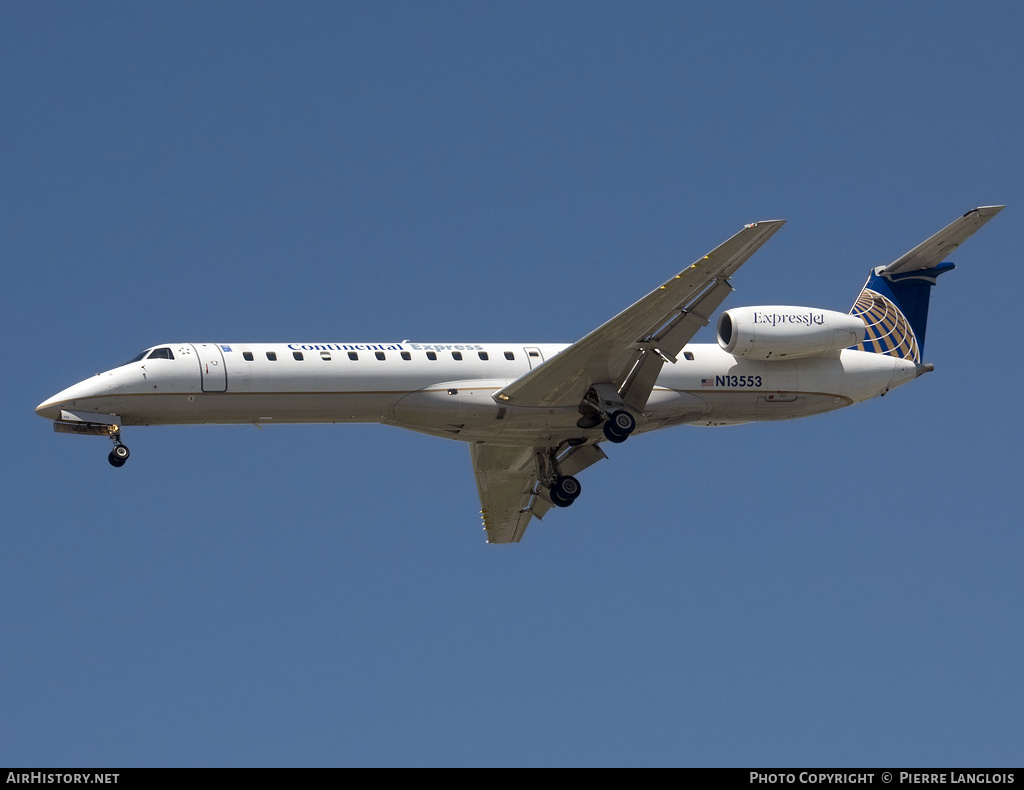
717 306 865 360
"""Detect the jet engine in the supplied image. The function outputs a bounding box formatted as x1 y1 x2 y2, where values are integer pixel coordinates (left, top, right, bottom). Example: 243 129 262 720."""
717 306 865 360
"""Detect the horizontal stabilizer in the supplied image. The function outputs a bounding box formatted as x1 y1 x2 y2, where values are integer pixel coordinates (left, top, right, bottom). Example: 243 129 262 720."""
852 205 1004 359
883 205 1004 275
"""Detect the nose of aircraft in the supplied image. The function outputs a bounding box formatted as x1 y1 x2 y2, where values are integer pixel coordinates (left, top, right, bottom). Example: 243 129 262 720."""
35 375 114 421
35 398 62 420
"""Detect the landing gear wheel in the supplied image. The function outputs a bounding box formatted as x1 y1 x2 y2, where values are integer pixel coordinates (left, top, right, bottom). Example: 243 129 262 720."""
108 443 130 467
603 410 636 443
550 475 582 508
609 409 636 435
603 424 627 443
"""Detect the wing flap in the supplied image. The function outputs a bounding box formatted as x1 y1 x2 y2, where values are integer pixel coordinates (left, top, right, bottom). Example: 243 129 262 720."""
619 277 735 411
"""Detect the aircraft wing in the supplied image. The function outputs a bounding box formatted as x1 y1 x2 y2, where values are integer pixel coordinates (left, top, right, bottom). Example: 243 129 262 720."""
471 442 607 543
883 205 1005 275
493 220 786 411
471 444 547 543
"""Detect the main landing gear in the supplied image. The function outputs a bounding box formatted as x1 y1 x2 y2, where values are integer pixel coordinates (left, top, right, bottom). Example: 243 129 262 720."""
544 406 637 508
550 474 582 508
107 426 130 468
539 442 587 509
602 409 636 444
578 389 638 445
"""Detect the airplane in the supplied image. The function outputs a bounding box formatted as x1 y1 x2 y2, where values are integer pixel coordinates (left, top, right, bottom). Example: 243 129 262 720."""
36 206 1004 543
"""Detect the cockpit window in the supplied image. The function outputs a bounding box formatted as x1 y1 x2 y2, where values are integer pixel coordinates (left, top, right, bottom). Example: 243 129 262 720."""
125 350 150 365
147 347 174 360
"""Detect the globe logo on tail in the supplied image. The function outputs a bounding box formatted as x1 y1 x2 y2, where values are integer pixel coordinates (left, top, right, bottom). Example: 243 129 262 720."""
849 287 920 363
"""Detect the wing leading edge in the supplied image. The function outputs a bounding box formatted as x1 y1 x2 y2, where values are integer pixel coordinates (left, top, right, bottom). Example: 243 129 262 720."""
493 220 786 411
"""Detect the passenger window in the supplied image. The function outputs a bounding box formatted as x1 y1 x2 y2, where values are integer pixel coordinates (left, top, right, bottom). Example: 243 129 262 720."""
401 352 411 360
427 352 437 360
683 351 695 361
375 352 386 360
293 352 304 361
348 352 358 361
478 352 489 360
504 352 515 360
147 347 174 360
243 352 254 361
267 352 277 361
452 352 463 360
321 352 332 360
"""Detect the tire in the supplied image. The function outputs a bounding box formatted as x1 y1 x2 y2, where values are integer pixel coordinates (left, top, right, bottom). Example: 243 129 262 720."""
609 410 635 435
552 475 581 505
603 420 628 443
603 410 635 443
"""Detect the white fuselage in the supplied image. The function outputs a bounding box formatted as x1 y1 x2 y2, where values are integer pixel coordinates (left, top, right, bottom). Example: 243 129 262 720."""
36 341 920 446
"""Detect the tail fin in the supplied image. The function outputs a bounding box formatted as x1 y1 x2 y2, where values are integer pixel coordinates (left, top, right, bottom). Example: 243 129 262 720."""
849 206 1004 362
850 263 954 362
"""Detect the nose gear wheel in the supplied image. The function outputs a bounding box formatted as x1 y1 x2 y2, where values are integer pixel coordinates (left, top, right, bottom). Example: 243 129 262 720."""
107 426 130 468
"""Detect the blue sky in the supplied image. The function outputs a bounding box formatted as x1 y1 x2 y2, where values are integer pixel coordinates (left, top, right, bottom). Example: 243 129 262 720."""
3 1 1022 767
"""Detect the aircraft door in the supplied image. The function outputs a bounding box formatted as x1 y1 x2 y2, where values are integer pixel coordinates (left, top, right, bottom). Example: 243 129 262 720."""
191 343 228 392
524 347 545 369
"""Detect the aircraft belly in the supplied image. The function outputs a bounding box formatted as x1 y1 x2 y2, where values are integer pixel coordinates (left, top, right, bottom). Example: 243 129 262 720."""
97 391 401 426
631 390 711 433
392 383 512 441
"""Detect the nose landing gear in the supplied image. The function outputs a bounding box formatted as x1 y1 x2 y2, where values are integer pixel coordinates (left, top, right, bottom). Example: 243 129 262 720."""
107 426 130 468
